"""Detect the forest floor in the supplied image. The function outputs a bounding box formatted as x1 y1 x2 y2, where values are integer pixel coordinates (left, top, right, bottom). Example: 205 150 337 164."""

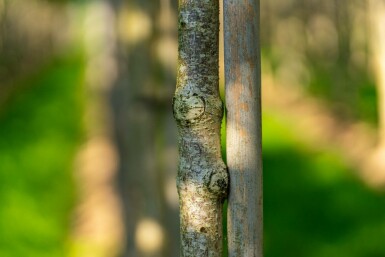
0 53 85 257
263 72 385 188
1 55 385 256
262 73 385 257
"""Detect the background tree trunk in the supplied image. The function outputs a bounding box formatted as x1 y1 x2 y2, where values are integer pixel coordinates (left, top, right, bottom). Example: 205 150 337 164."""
110 0 180 256
173 0 228 256
369 0 385 145
224 0 263 256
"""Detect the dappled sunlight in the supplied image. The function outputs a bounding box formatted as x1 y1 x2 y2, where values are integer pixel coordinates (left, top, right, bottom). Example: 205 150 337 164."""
74 137 119 193
71 137 124 257
369 0 385 146
155 37 178 75
83 1 118 91
262 73 381 186
363 147 385 187
2 0 385 256
118 7 152 46
69 2 125 256
165 176 179 209
263 109 385 256
135 218 165 254
70 189 124 257
156 0 177 73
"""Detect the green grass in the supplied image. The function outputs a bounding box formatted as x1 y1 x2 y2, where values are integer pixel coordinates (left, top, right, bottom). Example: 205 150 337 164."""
0 54 85 257
0 49 383 257
263 111 385 257
307 64 378 125
221 109 385 256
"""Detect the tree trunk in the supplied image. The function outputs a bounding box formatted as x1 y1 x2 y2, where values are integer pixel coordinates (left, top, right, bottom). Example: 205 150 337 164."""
369 0 385 144
70 1 124 256
110 0 179 256
224 0 263 256
173 0 228 256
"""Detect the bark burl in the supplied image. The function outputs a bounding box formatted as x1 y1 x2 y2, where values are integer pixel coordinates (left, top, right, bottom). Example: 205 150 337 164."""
173 0 228 256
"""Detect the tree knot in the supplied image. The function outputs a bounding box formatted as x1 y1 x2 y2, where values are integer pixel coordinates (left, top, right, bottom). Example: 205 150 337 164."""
206 164 228 198
173 93 205 126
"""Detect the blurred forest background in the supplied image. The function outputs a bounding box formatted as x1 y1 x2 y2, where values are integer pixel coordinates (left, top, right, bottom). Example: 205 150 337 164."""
1 0 385 256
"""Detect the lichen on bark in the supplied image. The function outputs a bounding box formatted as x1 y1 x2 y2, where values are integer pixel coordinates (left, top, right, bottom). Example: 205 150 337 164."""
173 0 228 256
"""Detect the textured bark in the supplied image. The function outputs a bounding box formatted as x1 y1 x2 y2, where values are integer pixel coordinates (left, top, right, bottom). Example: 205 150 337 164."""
173 0 228 256
224 0 263 256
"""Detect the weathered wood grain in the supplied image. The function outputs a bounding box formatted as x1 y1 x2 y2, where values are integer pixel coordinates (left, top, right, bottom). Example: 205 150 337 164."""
224 0 263 256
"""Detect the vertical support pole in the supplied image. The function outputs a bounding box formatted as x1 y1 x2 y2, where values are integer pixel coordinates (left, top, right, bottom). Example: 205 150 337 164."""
224 0 263 256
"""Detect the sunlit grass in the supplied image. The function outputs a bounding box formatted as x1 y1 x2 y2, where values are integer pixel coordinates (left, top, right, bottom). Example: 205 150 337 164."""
0 53 85 257
263 111 385 257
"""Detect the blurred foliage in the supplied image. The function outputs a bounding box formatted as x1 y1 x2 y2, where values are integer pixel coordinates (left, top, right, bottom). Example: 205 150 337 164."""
220 111 385 257
1 0 385 256
0 0 68 85
263 111 385 257
0 53 85 257
261 0 378 125
307 64 378 124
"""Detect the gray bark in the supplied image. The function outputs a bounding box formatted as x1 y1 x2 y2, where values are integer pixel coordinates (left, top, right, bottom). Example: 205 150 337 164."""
173 0 228 256
224 0 263 256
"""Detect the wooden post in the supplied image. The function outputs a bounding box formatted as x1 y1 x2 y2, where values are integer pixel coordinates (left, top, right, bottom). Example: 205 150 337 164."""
224 0 263 256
